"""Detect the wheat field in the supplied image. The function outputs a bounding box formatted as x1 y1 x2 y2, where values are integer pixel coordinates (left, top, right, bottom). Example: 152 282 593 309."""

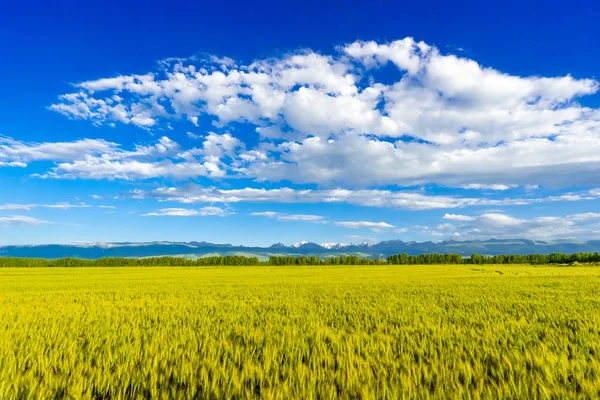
1 265 599 399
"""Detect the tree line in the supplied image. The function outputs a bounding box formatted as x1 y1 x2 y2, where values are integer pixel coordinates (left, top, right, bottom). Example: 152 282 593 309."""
469 252 600 265
0 256 260 268
268 255 388 266
387 253 464 265
0 251 599 268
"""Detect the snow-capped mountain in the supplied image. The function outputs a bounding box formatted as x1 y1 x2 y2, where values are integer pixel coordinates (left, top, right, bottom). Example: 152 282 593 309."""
321 242 353 249
1 239 598 259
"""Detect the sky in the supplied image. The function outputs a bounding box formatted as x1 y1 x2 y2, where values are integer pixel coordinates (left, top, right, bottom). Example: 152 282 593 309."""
1 0 600 246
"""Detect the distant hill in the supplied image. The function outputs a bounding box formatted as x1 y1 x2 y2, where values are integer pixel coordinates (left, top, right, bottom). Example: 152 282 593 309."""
1 239 600 260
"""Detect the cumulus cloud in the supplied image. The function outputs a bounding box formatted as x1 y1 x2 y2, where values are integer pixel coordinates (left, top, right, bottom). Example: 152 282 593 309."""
0 134 244 180
44 37 600 188
243 131 600 187
142 206 231 217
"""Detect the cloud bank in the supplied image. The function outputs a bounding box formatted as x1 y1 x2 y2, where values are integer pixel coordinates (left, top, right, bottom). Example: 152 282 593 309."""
4 37 600 241
438 212 600 240
131 185 600 211
39 37 600 188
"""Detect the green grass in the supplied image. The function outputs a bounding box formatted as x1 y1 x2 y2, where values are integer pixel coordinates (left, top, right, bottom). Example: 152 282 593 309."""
1 265 600 399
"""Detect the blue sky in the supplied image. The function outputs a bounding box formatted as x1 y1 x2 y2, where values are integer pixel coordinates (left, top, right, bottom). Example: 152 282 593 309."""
1 0 600 246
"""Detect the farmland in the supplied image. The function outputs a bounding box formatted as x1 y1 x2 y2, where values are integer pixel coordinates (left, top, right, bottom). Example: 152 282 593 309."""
1 265 600 398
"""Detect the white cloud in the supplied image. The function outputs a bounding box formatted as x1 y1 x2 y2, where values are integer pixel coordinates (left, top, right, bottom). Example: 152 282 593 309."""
0 204 32 211
569 212 600 220
443 214 477 221
2 134 243 180
135 185 600 211
44 38 600 189
477 213 524 227
437 211 600 240
0 136 116 168
277 214 325 222
0 215 49 226
415 225 444 237
42 157 208 180
0 202 91 211
436 223 455 230
461 184 517 191
142 206 231 217
250 211 279 218
0 161 27 168
11 128 600 188
250 211 326 223
45 202 91 210
335 221 395 231
347 235 378 243
243 131 600 187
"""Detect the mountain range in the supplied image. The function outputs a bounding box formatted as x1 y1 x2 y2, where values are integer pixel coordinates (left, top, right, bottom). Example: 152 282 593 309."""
1 239 600 260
